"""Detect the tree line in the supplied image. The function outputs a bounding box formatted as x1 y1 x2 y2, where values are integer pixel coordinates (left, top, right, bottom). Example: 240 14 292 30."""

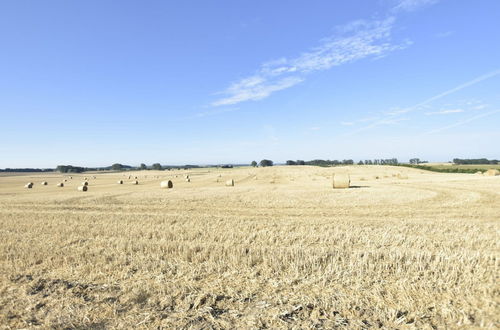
3 157 498 173
453 158 499 165
282 158 399 166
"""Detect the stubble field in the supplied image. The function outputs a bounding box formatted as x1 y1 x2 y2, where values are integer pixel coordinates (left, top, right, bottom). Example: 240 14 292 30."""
0 166 498 329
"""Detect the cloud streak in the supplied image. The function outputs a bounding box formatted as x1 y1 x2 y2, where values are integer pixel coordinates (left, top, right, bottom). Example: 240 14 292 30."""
346 69 500 135
392 0 438 13
422 109 500 135
425 109 464 115
212 17 407 106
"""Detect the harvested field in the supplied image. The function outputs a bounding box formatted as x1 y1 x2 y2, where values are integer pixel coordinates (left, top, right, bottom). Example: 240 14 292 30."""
0 166 499 328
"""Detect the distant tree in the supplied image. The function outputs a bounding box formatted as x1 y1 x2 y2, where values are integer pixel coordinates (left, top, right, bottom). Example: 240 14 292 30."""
251 161 257 167
110 163 124 171
409 158 420 165
56 165 84 173
139 163 147 170
259 159 273 167
286 160 297 165
152 163 162 170
358 160 364 165
296 160 305 165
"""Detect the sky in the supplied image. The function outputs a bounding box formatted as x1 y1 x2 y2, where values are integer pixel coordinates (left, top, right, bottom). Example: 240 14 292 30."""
1 0 499 168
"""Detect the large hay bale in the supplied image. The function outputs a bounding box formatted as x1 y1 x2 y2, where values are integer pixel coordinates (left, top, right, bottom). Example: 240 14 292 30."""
332 173 350 189
64 179 68 182
185 175 189 179
132 180 139 185
41 181 48 186
82 181 89 186
117 180 123 184
397 173 408 179
484 169 500 176
57 182 64 187
225 179 234 186
186 178 191 182
25 182 33 189
475 171 483 175
160 180 173 189
77 186 87 192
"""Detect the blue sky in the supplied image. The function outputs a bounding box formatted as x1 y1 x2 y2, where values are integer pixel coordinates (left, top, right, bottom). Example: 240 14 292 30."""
1 0 499 167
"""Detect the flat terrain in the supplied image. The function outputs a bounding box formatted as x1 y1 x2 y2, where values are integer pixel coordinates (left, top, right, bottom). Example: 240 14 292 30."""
0 166 498 329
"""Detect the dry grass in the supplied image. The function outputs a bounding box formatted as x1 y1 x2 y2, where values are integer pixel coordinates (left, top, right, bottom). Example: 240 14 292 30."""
0 166 499 328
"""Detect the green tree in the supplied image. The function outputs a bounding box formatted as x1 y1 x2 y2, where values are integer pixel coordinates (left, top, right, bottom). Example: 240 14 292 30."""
259 159 273 167
139 163 147 170
111 163 123 171
152 163 162 170
251 161 257 167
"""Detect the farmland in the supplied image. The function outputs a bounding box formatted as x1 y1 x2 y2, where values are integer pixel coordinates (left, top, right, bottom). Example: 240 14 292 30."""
0 166 499 328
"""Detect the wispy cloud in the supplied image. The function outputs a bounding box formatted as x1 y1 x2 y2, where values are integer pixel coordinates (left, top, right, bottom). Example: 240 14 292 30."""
435 30 454 38
472 104 488 110
212 76 303 106
425 109 464 115
422 109 500 135
392 0 439 13
341 121 354 126
345 69 500 135
212 17 407 106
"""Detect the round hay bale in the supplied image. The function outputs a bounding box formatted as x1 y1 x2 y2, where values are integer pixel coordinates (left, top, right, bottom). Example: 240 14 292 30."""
25 182 33 189
69 176 73 179
57 182 64 187
84 177 88 180
186 178 190 182
41 181 48 185
134 176 138 179
82 181 89 186
374 176 380 180
475 171 483 175
160 180 173 189
185 175 189 179
484 169 500 176
225 179 234 187
77 185 87 192
332 173 350 189
397 173 408 179
64 179 68 182
132 180 139 185
117 180 123 184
